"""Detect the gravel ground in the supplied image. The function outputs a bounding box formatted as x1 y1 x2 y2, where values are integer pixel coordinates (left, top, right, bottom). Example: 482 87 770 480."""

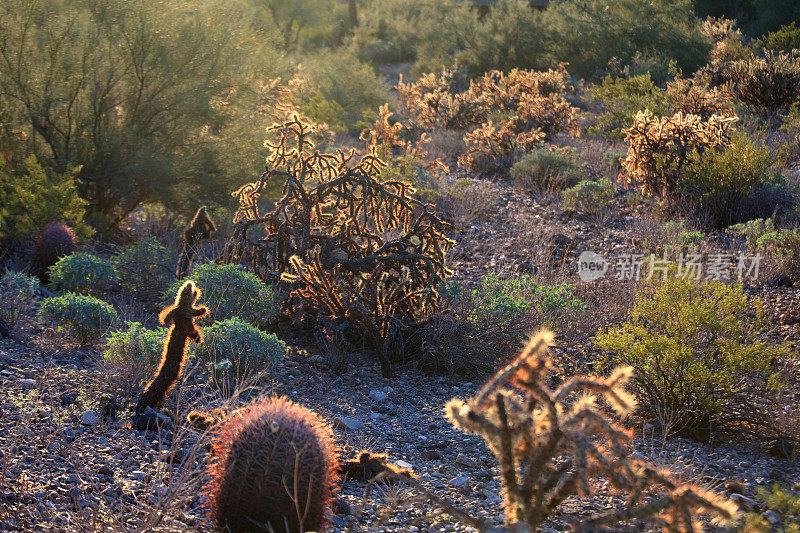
1 179 798 531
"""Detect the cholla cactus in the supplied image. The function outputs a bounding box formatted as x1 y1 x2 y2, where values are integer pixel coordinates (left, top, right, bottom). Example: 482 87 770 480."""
444 331 740 532
620 110 738 198
724 51 800 112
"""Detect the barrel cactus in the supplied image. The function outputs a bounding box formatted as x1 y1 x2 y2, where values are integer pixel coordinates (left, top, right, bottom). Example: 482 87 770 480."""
32 222 76 283
206 396 340 533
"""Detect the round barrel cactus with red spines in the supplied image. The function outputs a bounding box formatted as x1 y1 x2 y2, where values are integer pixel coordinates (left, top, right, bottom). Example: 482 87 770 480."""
206 396 340 533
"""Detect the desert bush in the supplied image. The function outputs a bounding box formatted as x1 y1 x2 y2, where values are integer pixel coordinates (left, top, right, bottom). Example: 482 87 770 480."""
115 239 176 302
509 148 581 192
597 276 789 440
587 74 667 139
702 16 749 64
728 218 777 249
296 49 388 132
756 228 800 277
0 0 279 229
724 51 800 113
196 317 286 388
48 253 119 296
471 273 585 325
620 110 738 198
634 218 705 255
681 134 774 226
542 0 711 80
38 293 119 345
0 270 39 328
433 331 740 531
755 21 800 53
740 484 800 532
221 118 452 377
664 76 736 119
353 0 475 68
0 154 89 241
562 179 616 214
102 322 167 396
166 263 278 327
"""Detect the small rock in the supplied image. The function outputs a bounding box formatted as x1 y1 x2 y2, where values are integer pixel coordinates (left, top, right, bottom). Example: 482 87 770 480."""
395 460 413 470
19 379 36 390
97 465 113 476
455 454 477 468
764 510 780 525
130 471 147 482
369 390 388 402
334 416 365 431
80 411 100 426
449 475 470 487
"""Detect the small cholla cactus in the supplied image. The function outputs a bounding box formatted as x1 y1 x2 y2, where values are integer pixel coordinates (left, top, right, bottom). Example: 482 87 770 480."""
176 206 216 279
135 281 207 413
31 222 76 283
206 396 340 533
444 331 740 532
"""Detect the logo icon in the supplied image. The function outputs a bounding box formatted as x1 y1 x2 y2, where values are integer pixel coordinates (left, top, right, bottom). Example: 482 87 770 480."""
577 251 608 282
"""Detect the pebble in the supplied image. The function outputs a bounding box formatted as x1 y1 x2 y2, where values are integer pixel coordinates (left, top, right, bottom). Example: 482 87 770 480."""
19 379 36 390
334 416 365 431
130 471 147 482
369 390 388 402
449 475 470 487
79 411 100 426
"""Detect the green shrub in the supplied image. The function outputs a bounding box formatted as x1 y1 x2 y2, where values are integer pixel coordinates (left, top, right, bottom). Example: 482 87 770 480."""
728 218 777 249
741 484 800 532
587 74 667 139
509 148 582 192
755 22 800 53
114 238 176 301
0 269 39 327
756 228 800 275
48 253 119 295
196 317 286 386
0 154 90 241
102 322 167 394
542 0 711 80
104 322 167 367
167 263 279 326
562 179 616 214
682 134 774 226
38 293 119 344
725 50 800 113
471 273 585 323
297 48 388 132
597 276 788 440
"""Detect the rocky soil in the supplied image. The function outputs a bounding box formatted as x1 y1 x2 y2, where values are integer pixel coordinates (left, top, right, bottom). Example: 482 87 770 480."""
1 179 799 531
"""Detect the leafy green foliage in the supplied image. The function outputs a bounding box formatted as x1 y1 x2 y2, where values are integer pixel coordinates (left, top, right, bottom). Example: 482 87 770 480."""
542 0 711 80
471 273 585 324
509 148 582 192
0 154 89 241
682 134 774 226
104 322 167 368
115 239 176 302
587 74 668 139
562 179 616 214
48 253 119 295
740 484 800 532
167 263 279 326
597 276 789 439
755 22 800 52
38 293 119 345
0 270 39 327
0 0 279 229
196 317 286 385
